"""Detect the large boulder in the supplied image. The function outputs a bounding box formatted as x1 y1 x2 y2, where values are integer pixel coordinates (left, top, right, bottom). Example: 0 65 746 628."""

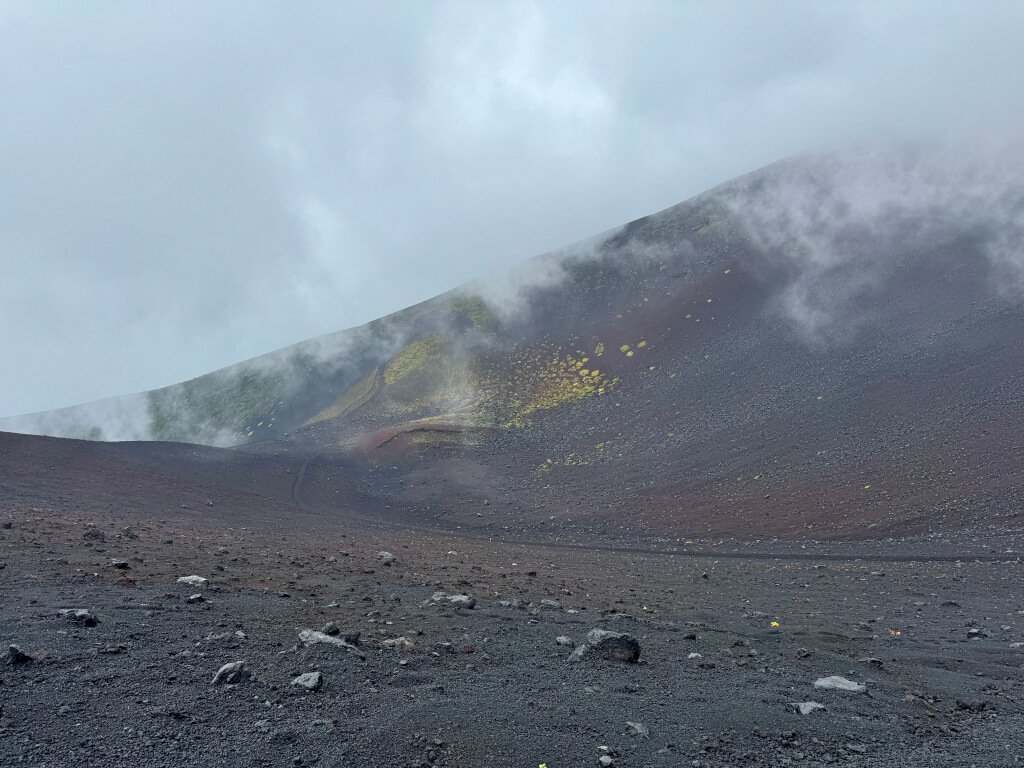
585 629 641 663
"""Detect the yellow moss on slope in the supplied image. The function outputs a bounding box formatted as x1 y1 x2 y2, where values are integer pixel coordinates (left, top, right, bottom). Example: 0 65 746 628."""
384 334 444 385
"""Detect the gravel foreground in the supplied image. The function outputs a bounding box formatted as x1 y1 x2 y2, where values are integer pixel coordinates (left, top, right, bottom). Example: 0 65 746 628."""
2 507 1023 767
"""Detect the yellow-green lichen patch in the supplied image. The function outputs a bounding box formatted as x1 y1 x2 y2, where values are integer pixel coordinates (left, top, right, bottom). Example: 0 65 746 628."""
384 334 445 385
536 453 589 473
475 339 617 428
450 295 493 331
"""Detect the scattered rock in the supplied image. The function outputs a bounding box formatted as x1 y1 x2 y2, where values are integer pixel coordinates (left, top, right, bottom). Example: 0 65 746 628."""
291 671 323 691
82 528 105 541
625 721 649 737
59 609 99 627
956 699 986 713
567 644 588 663
6 645 32 665
555 636 574 646
539 599 562 609
447 594 476 609
211 661 249 685
377 551 395 565
321 622 340 636
599 755 614 767
687 652 703 659
792 702 826 715
297 629 363 657
382 637 414 650
177 575 209 587
110 559 130 569
814 676 866 692
187 594 204 604
586 628 641 663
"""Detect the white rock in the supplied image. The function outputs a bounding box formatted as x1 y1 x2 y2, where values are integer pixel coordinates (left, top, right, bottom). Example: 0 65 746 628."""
178 575 208 587
687 652 703 659
792 701 826 715
814 676 866 692
555 636 574 646
377 551 395 565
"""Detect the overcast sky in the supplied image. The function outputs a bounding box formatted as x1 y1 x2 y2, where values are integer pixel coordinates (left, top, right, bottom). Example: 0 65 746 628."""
1 1 1022 417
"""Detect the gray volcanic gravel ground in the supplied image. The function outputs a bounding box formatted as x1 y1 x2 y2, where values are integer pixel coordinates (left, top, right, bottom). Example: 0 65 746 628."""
2 506 1024 767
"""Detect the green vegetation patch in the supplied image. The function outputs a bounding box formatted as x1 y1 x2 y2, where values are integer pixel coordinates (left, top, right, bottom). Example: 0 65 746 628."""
450 295 493 331
384 334 445 385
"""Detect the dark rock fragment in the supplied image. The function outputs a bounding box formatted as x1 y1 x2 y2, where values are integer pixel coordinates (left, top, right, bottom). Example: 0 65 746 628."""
6 645 32 664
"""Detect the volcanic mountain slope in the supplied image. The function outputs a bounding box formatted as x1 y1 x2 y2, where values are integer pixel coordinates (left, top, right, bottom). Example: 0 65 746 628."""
3 146 1023 539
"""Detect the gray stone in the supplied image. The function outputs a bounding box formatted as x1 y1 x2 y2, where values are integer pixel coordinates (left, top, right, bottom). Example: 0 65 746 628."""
177 575 208 587
599 756 614 767
298 629 363 657
291 671 323 691
626 721 649 737
539 599 562 609
555 635 574 646
212 660 248 685
377 551 395 565
792 701 826 715
567 644 588 663
187 594 204 604
321 622 340 636
59 608 99 627
448 594 476 609
586 628 641 663
813 676 865 692
421 591 448 607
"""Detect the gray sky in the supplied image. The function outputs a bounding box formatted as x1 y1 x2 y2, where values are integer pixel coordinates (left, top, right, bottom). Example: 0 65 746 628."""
2 1 1022 417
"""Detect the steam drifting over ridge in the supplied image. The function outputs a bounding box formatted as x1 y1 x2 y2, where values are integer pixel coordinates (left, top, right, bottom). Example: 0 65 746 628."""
2 144 1022 447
